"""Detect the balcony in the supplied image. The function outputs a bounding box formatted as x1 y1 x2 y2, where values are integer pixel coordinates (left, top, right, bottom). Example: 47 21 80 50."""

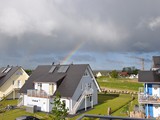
138 93 160 104
27 89 50 98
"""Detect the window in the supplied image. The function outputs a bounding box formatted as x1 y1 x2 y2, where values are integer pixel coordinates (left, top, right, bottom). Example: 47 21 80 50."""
38 83 42 90
88 83 92 88
57 66 69 73
83 72 88 76
18 80 21 88
90 96 92 102
49 83 54 95
16 72 23 75
13 80 15 85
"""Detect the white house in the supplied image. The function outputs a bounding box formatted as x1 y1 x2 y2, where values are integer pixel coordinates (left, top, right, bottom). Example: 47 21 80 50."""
19 64 101 114
96 72 102 78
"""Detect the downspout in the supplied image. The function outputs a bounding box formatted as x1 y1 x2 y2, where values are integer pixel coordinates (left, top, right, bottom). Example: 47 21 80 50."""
146 84 148 94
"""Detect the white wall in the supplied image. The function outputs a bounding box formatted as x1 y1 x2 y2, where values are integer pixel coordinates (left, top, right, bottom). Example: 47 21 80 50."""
152 85 160 97
24 95 50 112
153 105 160 117
23 95 70 112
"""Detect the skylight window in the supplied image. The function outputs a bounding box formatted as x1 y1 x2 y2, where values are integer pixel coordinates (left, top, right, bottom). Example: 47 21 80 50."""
57 66 69 73
49 66 56 73
1 68 7 73
4 67 12 73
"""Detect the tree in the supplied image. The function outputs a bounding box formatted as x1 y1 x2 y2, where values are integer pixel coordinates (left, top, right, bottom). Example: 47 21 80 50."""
25 69 32 76
0 96 7 120
51 93 68 120
110 70 118 78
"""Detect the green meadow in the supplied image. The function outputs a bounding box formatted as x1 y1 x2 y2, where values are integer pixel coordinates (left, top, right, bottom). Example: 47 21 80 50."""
97 76 143 91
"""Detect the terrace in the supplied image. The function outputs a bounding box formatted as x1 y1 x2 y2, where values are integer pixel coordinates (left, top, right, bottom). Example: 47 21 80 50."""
27 89 50 98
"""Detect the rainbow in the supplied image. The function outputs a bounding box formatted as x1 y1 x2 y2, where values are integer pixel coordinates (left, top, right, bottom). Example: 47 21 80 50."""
61 42 84 64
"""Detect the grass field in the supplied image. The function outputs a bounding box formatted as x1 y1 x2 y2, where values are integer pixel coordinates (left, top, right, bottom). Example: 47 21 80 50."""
97 76 143 91
0 94 135 120
71 94 134 120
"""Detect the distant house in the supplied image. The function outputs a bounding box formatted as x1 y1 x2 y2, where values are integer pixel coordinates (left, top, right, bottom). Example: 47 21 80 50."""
129 74 138 79
96 72 102 78
93 70 112 78
0 66 29 100
138 56 160 118
118 72 129 77
19 64 101 114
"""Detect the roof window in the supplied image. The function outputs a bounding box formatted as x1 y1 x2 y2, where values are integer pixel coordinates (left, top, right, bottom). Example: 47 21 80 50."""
49 66 56 73
57 65 69 73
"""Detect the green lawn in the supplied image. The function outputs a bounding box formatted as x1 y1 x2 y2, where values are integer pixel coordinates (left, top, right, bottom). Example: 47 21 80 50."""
69 94 134 120
0 94 135 120
97 77 143 91
112 95 138 117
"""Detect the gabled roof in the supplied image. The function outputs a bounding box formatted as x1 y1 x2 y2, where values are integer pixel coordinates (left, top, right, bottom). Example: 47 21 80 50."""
138 71 160 83
20 64 96 98
0 66 21 87
153 56 160 68
138 56 160 83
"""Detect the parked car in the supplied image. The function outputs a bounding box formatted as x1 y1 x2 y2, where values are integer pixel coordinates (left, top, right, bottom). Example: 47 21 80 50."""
15 115 40 120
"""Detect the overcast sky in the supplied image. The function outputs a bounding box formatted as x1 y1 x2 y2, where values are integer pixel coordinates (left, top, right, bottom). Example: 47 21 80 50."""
0 0 160 70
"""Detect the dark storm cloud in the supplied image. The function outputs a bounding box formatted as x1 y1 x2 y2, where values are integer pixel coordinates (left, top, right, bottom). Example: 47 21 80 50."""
0 0 160 68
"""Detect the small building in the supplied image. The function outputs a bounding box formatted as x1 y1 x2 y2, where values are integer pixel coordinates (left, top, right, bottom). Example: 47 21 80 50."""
119 72 129 77
0 66 29 100
96 72 102 78
138 56 160 118
19 64 101 114
129 74 138 79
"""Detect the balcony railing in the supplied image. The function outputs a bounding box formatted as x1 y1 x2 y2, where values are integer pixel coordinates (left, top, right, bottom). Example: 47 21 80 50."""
138 93 160 104
27 89 50 98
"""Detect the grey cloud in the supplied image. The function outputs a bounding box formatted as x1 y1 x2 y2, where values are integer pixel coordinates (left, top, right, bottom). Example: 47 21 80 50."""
0 0 160 69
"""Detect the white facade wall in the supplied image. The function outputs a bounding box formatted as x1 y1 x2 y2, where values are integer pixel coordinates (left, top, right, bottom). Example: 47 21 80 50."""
152 85 160 97
23 94 71 112
23 94 51 112
153 105 160 117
